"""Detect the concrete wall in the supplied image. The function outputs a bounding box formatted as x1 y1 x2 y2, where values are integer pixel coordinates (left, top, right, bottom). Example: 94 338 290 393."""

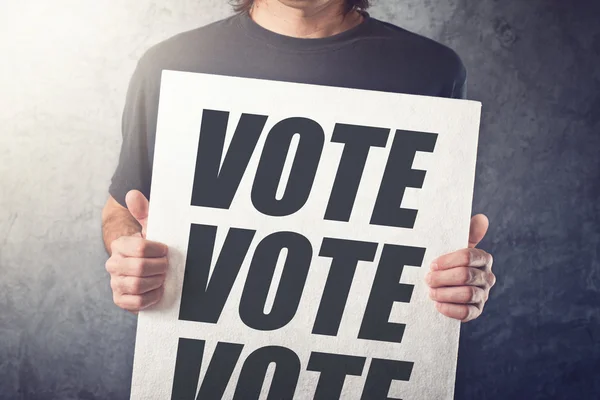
1 1 598 399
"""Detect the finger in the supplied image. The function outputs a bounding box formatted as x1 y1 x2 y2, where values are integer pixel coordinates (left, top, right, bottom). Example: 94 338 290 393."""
434 302 482 322
468 214 489 248
116 256 169 277
126 190 149 237
432 248 492 271
113 286 164 312
425 267 489 288
110 236 168 258
106 255 168 277
111 274 166 295
429 286 486 304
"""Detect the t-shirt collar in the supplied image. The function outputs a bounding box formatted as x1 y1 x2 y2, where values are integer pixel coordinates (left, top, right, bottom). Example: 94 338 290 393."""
236 10 372 51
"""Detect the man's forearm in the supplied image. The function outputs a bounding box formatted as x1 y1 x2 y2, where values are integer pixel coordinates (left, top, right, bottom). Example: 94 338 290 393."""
102 209 142 256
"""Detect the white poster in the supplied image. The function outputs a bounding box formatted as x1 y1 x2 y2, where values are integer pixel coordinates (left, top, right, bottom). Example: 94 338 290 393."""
130 71 481 400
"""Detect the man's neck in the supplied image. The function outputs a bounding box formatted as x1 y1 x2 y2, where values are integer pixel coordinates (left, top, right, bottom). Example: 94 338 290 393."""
249 0 364 39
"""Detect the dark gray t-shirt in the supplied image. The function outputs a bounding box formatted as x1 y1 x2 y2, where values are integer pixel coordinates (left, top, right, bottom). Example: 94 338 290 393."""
109 11 467 207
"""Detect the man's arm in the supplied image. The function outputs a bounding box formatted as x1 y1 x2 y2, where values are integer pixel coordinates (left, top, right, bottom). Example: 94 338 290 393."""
101 195 142 256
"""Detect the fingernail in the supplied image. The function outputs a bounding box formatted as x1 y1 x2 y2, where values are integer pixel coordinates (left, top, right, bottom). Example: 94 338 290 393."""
430 262 438 270
424 272 432 284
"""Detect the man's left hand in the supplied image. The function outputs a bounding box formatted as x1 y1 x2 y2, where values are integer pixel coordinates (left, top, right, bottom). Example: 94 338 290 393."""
425 214 496 322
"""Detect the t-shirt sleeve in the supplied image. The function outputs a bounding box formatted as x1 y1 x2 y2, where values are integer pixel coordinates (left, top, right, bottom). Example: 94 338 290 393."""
450 58 468 99
108 58 154 208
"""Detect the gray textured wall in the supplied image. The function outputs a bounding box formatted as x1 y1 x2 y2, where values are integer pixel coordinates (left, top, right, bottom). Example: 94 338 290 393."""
1 1 598 399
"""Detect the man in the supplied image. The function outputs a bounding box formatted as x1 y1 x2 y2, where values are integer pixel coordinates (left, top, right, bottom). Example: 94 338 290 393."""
102 0 496 323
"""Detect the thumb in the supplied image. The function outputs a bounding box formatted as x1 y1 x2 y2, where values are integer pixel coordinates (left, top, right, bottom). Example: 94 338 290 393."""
468 214 489 248
125 190 149 237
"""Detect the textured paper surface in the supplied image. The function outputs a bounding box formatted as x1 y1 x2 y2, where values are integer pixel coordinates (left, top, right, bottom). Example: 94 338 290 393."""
130 71 481 400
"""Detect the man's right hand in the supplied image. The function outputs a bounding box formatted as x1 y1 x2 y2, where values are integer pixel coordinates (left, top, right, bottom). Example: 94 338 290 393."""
105 190 169 313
